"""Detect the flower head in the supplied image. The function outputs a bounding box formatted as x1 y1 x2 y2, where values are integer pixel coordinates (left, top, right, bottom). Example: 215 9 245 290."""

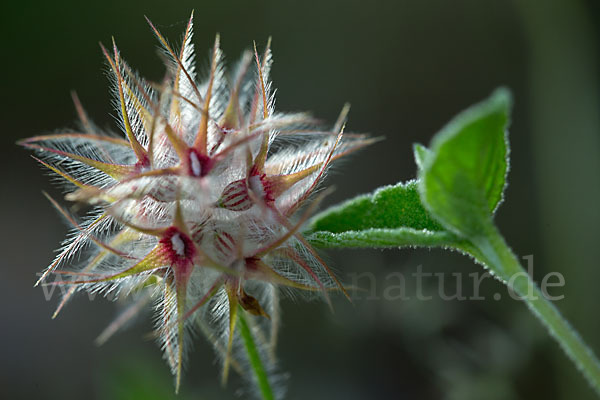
21 12 373 393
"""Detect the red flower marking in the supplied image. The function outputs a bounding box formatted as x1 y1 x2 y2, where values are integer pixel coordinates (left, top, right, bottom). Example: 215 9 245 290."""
159 227 196 274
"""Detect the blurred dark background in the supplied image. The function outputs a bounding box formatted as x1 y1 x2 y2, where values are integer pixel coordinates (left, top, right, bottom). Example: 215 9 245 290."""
1 0 599 399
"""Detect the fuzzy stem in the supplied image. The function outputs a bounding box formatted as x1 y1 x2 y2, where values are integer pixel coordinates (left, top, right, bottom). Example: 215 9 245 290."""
238 307 274 400
464 225 600 395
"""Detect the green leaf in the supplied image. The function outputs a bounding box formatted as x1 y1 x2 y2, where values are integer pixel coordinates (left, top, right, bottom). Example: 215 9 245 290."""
416 88 600 393
307 180 455 249
307 228 456 249
310 180 442 233
413 143 431 172
418 88 511 237
310 87 600 395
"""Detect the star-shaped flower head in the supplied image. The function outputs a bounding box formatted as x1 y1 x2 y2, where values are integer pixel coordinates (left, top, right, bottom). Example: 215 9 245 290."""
21 12 375 393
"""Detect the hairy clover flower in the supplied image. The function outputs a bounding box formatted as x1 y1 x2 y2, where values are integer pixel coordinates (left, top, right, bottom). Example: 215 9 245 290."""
21 13 373 393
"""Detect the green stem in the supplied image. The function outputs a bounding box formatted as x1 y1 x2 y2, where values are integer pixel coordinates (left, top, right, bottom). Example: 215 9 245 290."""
467 225 600 395
238 307 275 400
